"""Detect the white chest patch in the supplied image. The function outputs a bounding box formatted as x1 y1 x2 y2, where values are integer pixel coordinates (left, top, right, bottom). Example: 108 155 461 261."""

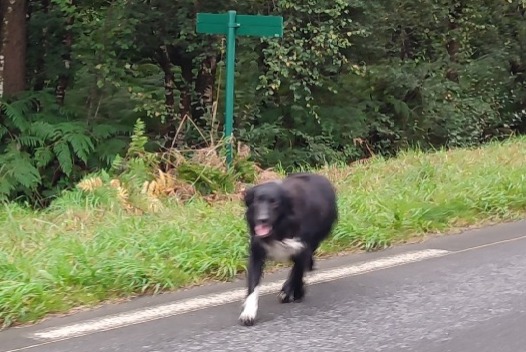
262 238 305 262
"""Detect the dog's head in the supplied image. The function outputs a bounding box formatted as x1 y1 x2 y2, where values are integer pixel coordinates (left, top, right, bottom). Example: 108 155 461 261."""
243 181 292 239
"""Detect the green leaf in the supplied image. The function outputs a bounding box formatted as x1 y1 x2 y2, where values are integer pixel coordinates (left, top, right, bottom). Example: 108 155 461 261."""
35 147 55 169
65 133 95 163
53 142 73 176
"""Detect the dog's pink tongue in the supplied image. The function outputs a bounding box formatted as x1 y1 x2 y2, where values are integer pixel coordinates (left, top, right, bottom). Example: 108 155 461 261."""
255 224 271 237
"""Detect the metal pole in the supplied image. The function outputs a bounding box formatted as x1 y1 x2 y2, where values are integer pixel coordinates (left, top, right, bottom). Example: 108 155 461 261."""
225 10 238 169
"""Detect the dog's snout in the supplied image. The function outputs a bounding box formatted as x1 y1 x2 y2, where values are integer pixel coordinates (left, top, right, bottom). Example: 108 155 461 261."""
255 206 270 224
256 215 270 224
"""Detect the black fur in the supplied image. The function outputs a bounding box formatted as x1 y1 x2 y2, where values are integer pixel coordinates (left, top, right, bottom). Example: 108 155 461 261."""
240 172 338 325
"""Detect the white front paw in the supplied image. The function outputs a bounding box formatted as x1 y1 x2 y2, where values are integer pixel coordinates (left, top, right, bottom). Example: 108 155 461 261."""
239 288 259 326
239 309 256 326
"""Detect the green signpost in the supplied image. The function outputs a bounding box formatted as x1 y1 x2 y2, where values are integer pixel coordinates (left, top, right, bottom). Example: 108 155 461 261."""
196 10 284 168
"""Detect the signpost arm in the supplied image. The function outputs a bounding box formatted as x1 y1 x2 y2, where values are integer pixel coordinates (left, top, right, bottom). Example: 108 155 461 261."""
225 10 238 168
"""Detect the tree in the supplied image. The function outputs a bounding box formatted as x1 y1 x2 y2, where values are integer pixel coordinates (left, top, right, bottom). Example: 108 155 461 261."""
0 0 27 97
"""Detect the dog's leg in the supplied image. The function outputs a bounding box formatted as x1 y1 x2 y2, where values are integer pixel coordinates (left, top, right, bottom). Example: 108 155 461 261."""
239 247 265 326
309 241 322 271
278 247 310 303
308 253 315 271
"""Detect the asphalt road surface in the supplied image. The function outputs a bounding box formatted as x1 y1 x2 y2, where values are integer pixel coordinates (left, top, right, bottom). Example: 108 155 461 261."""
3 220 526 352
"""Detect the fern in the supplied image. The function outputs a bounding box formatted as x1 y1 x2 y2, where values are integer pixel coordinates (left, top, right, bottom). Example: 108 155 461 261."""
127 118 148 157
0 144 41 194
28 121 57 140
8 156 41 189
63 132 95 164
18 135 44 148
53 142 73 176
35 147 55 169
0 91 131 205
0 124 8 139
92 123 124 139
96 138 128 166
0 100 31 131
0 174 16 202
110 154 125 173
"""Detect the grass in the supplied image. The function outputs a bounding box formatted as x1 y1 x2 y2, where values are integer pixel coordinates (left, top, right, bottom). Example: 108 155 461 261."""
2 137 526 329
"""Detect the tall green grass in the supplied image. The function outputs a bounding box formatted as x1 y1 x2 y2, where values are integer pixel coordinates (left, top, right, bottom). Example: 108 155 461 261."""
2 137 526 329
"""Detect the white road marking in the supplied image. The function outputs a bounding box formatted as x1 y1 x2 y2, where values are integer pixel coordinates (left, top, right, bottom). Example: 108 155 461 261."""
30 249 449 342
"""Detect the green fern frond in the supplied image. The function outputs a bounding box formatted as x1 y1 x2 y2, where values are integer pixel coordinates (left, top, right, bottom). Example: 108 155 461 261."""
0 172 16 202
35 147 55 169
0 145 41 190
63 133 95 163
96 138 128 166
18 135 44 148
110 154 125 173
28 121 57 141
0 101 30 131
0 124 8 140
53 142 73 176
56 121 86 135
0 90 134 204
127 118 147 157
8 157 41 189
6 95 35 117
91 124 126 139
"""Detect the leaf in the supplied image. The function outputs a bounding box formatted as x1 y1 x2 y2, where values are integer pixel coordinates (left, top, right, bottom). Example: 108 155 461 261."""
91 124 122 139
0 101 30 131
0 125 8 140
96 138 128 165
53 142 73 176
0 184 15 202
127 119 148 157
65 133 95 163
2 152 41 189
18 135 44 148
35 147 55 169
28 121 57 141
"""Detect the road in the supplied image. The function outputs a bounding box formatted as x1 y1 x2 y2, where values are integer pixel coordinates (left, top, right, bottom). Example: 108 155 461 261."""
2 220 526 352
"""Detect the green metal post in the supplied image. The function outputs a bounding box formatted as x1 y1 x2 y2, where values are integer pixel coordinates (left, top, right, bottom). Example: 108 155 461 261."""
225 10 238 169
196 10 282 168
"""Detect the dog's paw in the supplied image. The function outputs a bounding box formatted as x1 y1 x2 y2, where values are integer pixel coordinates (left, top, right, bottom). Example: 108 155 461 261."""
278 285 305 303
239 293 259 326
278 289 293 304
239 311 256 326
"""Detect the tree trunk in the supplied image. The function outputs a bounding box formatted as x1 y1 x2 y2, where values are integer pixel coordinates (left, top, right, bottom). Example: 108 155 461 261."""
178 59 193 122
446 2 463 83
193 55 217 126
0 0 27 98
161 52 193 150
157 45 183 150
398 27 413 60
55 0 74 105
156 45 176 121
31 0 49 91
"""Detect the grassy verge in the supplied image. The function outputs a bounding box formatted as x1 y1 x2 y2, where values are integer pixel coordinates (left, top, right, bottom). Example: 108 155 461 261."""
2 137 526 329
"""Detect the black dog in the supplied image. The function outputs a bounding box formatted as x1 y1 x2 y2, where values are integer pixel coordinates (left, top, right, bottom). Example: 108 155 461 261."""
239 172 338 326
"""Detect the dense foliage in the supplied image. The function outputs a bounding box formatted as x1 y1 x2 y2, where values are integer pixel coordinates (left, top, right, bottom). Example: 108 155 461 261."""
1 0 526 205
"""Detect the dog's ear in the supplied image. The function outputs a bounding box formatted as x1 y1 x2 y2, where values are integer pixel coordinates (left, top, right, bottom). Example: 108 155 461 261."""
243 186 255 207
